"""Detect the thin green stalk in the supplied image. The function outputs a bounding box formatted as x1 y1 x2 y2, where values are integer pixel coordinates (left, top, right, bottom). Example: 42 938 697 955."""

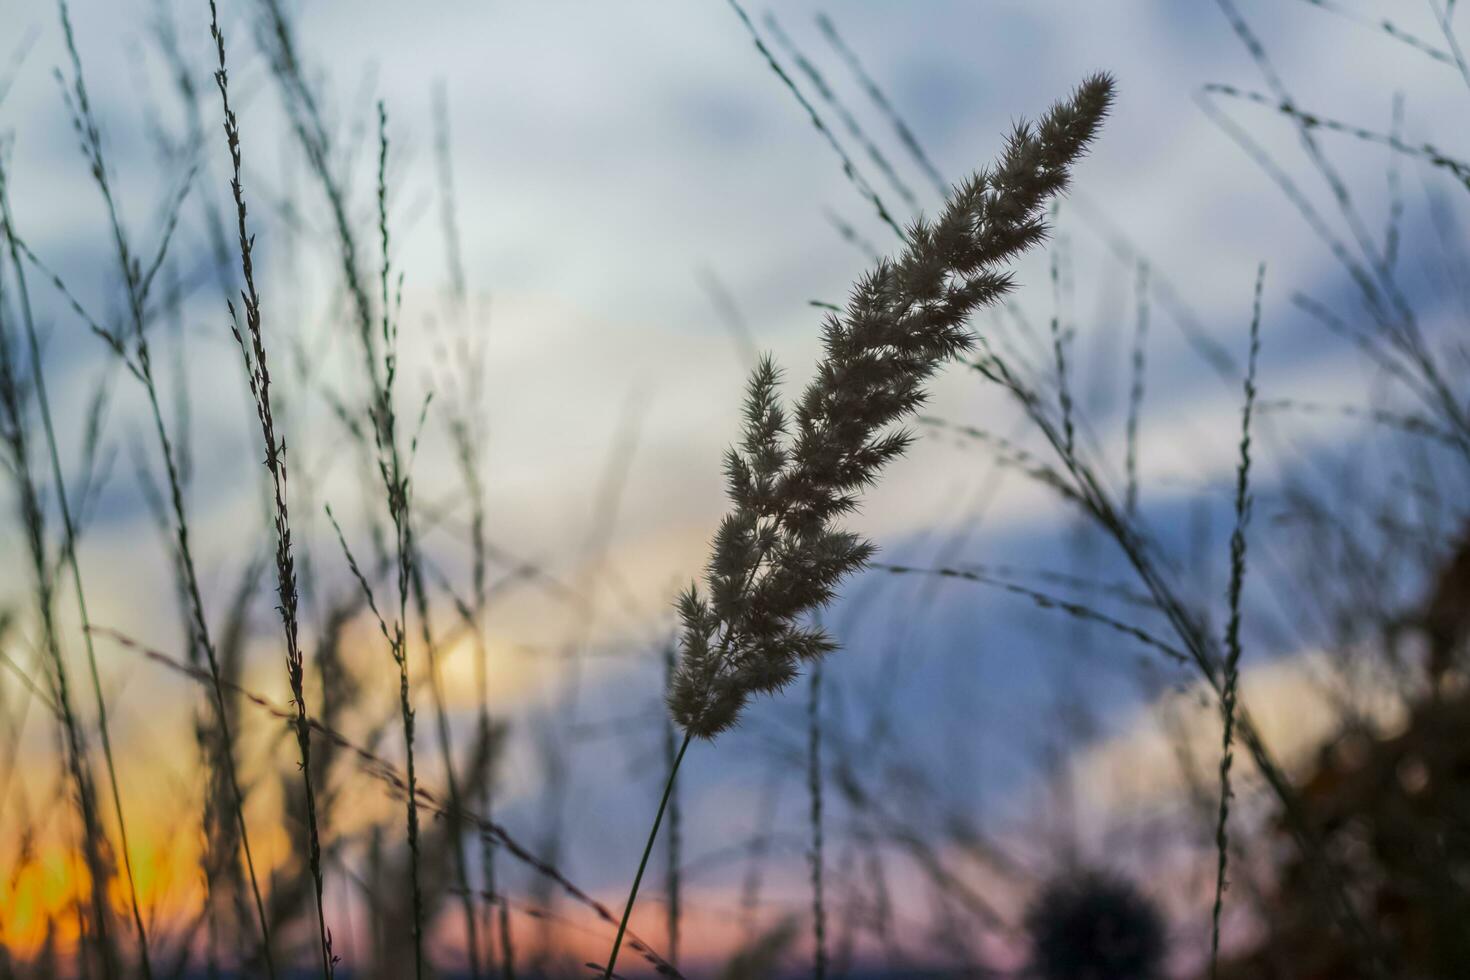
603 731 691 979
394 620 423 980
662 643 682 969
131 354 278 980
433 80 508 973
815 12 949 199
450 413 513 979
1210 263 1263 976
43 3 278 970
1124 260 1149 517
1 140 150 980
407 548 482 979
975 280 1385 973
1048 211 1074 458
808 662 826 980
256 0 381 393
726 0 906 242
762 11 919 212
208 4 331 974
0 274 117 978
372 101 425 980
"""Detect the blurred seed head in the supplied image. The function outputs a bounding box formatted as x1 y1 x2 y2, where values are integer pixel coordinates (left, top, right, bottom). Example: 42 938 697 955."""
1025 869 1167 980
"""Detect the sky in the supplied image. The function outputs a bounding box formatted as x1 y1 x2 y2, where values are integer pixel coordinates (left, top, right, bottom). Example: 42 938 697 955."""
1 0 1467 974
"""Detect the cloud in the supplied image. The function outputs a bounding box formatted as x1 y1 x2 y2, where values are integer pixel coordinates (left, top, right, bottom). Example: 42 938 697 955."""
1070 647 1411 820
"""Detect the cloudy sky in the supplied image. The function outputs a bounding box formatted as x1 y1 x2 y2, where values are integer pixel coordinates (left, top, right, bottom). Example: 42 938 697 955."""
1 0 1466 972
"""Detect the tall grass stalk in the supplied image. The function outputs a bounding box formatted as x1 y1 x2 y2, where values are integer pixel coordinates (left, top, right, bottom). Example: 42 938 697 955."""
207 4 333 975
1384 92 1405 276
726 0 906 242
762 12 919 213
1202 2 1470 452
0 202 118 979
14 10 164 970
406 549 483 979
448 394 513 978
814 12 949 199
1124 261 1149 517
47 2 281 973
604 72 1114 980
971 298 1388 973
299 69 428 969
1047 220 1075 458
602 731 692 979
1209 263 1263 976
738 768 781 940
807 662 827 980
1294 0 1454 63
662 642 683 969
326 500 420 976
431 81 468 314
367 101 426 980
400 298 486 972
99 619 685 977
256 0 382 392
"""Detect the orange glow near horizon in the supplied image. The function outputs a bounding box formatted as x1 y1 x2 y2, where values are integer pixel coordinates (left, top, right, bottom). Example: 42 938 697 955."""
1 814 208 960
1 836 809 973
